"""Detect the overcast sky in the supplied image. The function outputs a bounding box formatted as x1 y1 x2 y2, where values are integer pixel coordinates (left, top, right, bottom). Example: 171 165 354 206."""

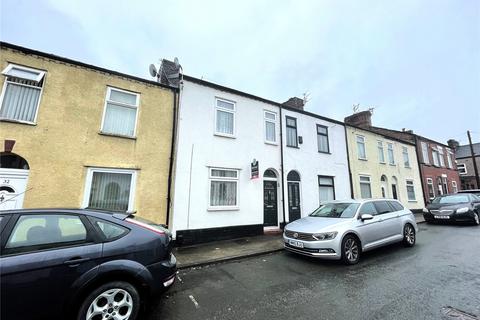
1 0 479 144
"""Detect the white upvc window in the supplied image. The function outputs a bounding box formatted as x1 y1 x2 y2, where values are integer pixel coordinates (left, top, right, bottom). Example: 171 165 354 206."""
402 146 410 168
406 180 416 201
387 143 395 165
432 148 440 167
82 167 137 213
356 135 366 160
446 149 453 169
264 110 277 144
451 180 458 193
359 175 372 198
101 87 139 138
0 64 46 124
377 141 385 163
457 163 467 175
215 98 235 137
421 142 430 164
426 178 435 200
208 168 239 210
438 146 445 167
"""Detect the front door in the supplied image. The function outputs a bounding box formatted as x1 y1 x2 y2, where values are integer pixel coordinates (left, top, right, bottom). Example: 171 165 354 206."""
263 181 278 226
288 182 301 222
0 169 29 210
391 184 398 200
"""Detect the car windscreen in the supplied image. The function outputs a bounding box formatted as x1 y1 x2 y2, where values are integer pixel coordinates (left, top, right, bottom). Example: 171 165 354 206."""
309 203 360 218
432 195 470 204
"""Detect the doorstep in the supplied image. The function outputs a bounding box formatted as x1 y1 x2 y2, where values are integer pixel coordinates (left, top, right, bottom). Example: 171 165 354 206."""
174 234 284 269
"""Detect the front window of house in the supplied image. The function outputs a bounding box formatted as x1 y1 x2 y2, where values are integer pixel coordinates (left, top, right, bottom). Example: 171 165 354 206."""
377 141 385 163
84 168 137 212
359 176 372 198
357 135 366 160
426 178 435 200
406 180 416 201
387 143 395 165
209 168 239 209
264 111 276 143
215 98 235 136
451 181 458 193
0 64 46 123
402 147 410 168
317 124 329 153
101 87 139 137
318 176 335 202
286 116 298 147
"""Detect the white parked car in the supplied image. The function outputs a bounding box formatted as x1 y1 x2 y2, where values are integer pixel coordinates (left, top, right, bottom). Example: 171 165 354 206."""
283 199 418 265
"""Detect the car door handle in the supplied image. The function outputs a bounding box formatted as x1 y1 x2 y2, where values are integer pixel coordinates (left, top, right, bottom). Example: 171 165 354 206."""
64 257 90 266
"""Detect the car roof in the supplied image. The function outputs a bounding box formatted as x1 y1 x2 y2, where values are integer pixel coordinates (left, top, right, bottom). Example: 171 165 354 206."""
0 208 129 218
323 198 401 204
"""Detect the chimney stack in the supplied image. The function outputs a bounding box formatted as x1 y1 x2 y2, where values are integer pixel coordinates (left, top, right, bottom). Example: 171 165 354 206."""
447 139 460 150
344 110 372 128
282 97 305 110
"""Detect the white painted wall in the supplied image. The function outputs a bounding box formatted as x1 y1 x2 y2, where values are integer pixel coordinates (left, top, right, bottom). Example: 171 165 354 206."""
282 109 351 221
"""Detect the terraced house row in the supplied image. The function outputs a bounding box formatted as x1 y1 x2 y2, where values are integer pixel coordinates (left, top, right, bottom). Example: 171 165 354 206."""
0 42 461 244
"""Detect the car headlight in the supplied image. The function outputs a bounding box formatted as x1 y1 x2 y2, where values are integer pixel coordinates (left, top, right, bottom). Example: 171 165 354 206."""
312 232 338 241
456 207 470 214
422 208 429 213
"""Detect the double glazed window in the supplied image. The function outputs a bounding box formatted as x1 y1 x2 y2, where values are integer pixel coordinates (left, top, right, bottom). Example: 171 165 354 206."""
84 168 137 212
432 148 440 167
387 143 395 165
264 111 277 143
359 176 372 198
426 178 435 200
317 125 329 153
406 180 416 201
402 147 410 168
101 87 139 137
421 142 430 164
0 64 46 123
438 147 445 167
286 116 298 147
209 168 239 209
357 135 366 160
451 181 458 193
446 150 453 169
318 176 335 202
215 98 235 136
457 163 467 175
377 141 385 163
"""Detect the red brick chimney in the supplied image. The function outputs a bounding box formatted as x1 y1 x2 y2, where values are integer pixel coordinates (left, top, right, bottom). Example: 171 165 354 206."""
282 97 304 110
344 110 372 128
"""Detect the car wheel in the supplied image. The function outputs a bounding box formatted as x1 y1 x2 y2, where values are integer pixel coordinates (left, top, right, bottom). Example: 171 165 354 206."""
403 224 416 247
341 235 360 265
474 212 480 226
77 281 140 320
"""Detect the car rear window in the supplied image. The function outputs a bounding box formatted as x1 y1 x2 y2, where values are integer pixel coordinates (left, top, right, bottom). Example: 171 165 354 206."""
92 218 129 240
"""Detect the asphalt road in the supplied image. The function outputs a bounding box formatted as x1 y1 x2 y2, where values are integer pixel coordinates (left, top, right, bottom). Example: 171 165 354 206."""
147 224 480 320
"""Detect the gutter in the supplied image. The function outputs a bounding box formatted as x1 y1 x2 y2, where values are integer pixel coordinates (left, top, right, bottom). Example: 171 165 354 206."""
414 135 428 207
279 106 287 228
344 126 355 199
165 87 179 226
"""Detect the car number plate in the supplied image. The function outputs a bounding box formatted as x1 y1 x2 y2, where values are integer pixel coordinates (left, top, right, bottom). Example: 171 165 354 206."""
434 215 450 219
288 240 304 248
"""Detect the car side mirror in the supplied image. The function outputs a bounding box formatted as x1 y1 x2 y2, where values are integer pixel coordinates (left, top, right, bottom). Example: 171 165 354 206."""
361 214 374 221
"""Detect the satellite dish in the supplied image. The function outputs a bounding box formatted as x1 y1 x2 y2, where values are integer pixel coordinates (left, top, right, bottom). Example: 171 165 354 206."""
174 57 180 69
149 64 157 77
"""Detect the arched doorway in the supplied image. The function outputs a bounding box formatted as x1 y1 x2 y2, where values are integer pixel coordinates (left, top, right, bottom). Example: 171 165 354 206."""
380 175 388 198
391 176 399 200
0 152 30 210
287 170 301 222
263 169 278 227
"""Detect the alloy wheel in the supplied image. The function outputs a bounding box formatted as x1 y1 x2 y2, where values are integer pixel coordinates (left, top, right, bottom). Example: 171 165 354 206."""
405 225 415 245
344 238 359 262
86 288 133 320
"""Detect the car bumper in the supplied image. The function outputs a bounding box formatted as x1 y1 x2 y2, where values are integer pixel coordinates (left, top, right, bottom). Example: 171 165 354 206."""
423 211 477 223
147 253 177 295
283 235 342 259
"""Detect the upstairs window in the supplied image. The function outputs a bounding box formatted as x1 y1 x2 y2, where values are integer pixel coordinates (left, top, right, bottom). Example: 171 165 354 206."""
264 111 276 144
286 116 298 147
387 143 395 165
457 163 467 175
0 64 46 123
438 146 445 167
356 135 366 160
215 98 235 136
101 87 139 137
317 124 329 153
421 142 430 164
377 141 385 163
446 149 453 169
432 148 440 167
402 147 410 168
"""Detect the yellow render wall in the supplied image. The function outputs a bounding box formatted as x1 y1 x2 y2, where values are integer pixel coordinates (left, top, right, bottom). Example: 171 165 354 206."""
0 48 175 223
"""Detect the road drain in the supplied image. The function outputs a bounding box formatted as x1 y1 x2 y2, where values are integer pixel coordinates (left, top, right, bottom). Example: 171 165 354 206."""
442 307 478 319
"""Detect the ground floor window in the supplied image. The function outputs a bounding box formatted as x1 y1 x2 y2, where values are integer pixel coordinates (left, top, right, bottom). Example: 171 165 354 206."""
426 178 435 200
318 176 335 202
442 177 449 194
83 168 137 212
406 180 416 201
359 176 372 198
451 180 458 193
209 168 239 209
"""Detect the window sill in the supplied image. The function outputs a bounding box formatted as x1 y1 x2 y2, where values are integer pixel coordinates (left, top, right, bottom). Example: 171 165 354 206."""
379 162 386 165
265 141 278 146
287 145 299 149
389 163 396 166
214 133 236 139
405 166 411 169
408 200 417 203
358 158 368 161
207 206 240 211
0 118 37 126
99 132 137 140
318 151 331 155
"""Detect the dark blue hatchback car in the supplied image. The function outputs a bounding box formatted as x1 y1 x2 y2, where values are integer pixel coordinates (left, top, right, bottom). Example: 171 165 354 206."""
0 209 176 320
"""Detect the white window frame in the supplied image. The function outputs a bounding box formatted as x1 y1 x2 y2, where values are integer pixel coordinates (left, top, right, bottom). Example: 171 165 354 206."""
387 142 395 165
356 135 367 160
406 179 416 202
100 87 140 138
214 97 236 138
359 175 372 198
438 146 445 167
377 141 385 163
446 149 453 169
457 163 467 175
402 146 410 168
432 148 440 167
426 178 435 200
82 167 138 213
264 110 277 144
0 63 46 125
208 167 240 211
421 142 430 164
451 180 458 193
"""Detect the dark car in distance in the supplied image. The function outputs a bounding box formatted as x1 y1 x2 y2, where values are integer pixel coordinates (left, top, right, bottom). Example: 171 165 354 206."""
0 209 176 320
423 194 480 225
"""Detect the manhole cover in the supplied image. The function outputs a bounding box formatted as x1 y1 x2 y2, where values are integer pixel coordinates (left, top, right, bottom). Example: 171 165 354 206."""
442 307 478 320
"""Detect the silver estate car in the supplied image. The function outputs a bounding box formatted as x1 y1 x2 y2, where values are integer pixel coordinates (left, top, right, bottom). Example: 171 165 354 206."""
283 199 418 265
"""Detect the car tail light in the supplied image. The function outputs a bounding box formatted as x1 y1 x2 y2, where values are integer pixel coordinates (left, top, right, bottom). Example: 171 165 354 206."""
126 218 165 236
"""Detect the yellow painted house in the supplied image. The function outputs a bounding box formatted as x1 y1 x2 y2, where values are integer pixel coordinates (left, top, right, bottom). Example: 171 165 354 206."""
345 117 425 211
0 42 177 223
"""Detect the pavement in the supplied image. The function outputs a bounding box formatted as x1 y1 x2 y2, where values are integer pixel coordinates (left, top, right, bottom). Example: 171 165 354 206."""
147 223 480 320
174 213 426 269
